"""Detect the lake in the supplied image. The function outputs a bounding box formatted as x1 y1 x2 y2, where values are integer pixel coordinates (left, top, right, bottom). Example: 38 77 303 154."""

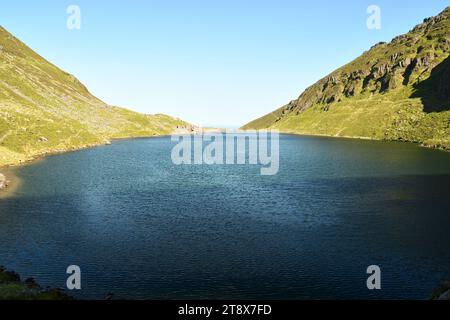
0 134 449 299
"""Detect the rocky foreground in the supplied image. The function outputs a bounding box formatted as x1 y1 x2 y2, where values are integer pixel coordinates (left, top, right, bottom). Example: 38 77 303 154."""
0 266 71 300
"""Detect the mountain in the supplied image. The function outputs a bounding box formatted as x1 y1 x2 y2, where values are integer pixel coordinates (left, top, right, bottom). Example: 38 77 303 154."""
0 26 191 166
242 7 450 150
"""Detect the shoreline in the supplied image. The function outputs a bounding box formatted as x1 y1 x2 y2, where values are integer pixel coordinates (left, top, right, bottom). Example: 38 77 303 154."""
0 129 198 196
0 170 21 199
1 129 448 197
240 129 450 153
0 141 106 198
0 266 72 300
0 125 204 169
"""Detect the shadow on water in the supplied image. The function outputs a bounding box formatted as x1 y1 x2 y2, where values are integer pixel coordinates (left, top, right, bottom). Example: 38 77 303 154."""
410 56 450 113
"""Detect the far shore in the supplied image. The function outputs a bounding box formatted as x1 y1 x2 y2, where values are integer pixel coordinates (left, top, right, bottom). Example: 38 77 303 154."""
0 126 225 169
1 128 448 172
1 127 448 198
239 129 450 152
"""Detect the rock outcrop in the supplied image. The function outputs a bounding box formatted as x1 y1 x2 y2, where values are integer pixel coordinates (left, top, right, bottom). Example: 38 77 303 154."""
279 7 450 115
242 7 450 150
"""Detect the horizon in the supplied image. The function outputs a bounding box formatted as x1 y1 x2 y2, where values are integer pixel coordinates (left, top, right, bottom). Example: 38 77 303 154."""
1 1 449 127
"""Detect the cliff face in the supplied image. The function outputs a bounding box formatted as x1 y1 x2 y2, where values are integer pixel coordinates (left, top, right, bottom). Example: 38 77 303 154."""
0 27 190 166
242 7 450 150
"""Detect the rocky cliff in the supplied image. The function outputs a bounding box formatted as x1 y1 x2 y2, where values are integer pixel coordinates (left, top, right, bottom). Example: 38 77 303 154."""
242 7 450 150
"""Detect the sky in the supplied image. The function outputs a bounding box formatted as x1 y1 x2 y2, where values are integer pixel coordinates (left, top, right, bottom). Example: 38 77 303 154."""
1 0 449 127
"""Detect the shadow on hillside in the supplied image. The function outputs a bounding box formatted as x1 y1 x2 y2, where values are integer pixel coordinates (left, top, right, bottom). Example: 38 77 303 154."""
410 56 450 113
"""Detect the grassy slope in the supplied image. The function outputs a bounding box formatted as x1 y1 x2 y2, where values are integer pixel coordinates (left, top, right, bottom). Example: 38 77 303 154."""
242 7 450 150
0 26 190 166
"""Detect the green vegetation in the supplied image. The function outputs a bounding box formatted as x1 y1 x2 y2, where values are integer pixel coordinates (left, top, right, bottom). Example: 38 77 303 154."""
242 7 450 150
0 267 71 300
0 26 191 167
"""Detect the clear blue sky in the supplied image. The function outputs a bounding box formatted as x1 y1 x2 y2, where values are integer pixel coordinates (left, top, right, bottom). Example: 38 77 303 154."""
1 1 448 127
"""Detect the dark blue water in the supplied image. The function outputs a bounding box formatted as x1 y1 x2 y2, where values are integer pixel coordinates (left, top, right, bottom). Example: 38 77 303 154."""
0 134 450 299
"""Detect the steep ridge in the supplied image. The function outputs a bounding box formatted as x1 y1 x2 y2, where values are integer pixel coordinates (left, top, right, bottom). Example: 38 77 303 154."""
0 26 190 166
242 7 450 150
